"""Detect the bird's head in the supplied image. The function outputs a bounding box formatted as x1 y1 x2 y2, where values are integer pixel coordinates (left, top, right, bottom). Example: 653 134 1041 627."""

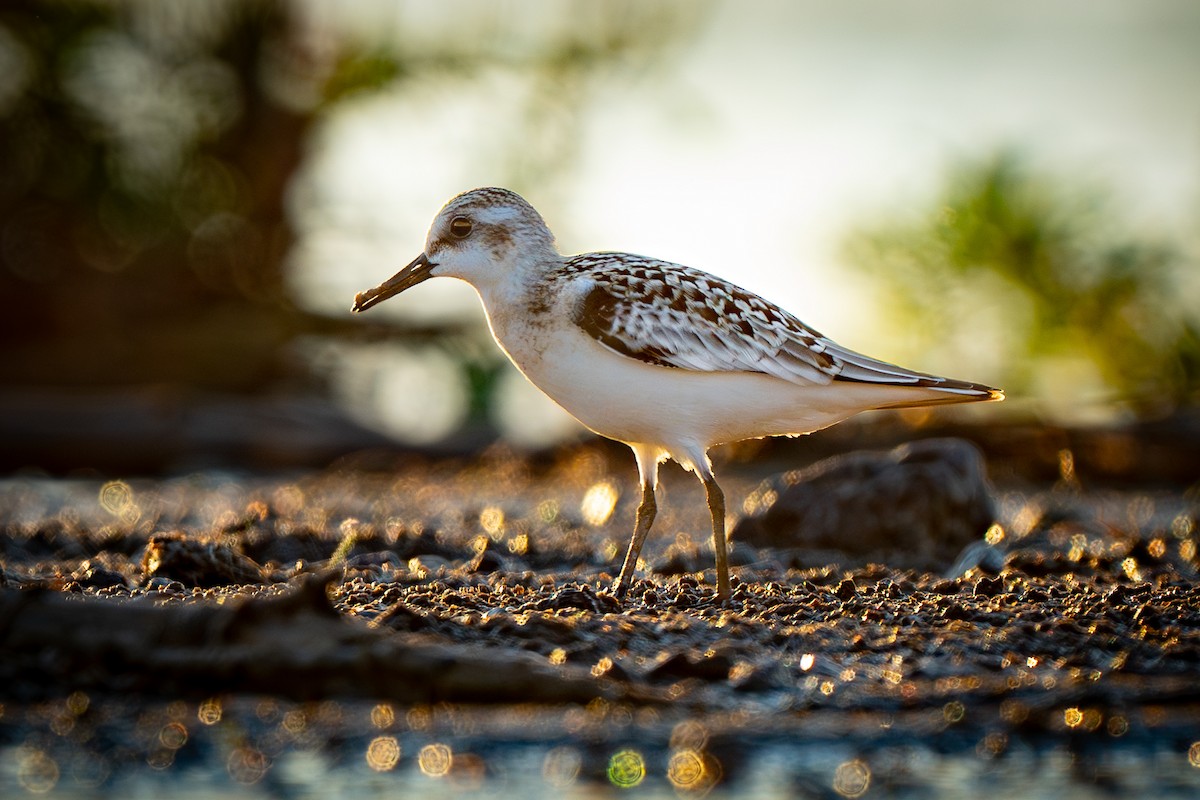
352 187 558 313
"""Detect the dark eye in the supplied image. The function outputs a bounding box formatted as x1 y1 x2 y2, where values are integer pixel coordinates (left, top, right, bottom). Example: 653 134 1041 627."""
449 216 473 238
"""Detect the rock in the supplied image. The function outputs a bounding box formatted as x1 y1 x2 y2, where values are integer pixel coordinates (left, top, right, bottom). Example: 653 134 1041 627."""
731 438 996 567
140 531 266 588
71 559 128 589
645 648 735 682
531 585 620 614
835 578 858 600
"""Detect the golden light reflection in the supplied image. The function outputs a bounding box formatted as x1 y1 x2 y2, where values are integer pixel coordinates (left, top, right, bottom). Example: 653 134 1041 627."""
371 703 395 729
607 748 645 789
1012 503 1041 538
1057 448 1078 487
17 748 59 794
1188 742 1200 768
1121 557 1142 581
741 487 777 517
197 698 222 725
1064 707 1083 728
833 759 871 798
99 480 140 525
581 481 619 527
366 736 401 772
542 746 582 788
227 746 270 784
984 523 1005 546
799 653 815 671
942 701 965 724
667 748 720 794
418 743 453 777
480 506 505 538
549 648 567 665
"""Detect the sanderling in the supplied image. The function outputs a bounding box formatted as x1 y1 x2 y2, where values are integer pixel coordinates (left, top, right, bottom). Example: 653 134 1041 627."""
353 187 1002 601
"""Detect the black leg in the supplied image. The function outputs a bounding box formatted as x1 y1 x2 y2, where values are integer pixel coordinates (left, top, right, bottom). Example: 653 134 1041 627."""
612 481 656 598
702 474 730 601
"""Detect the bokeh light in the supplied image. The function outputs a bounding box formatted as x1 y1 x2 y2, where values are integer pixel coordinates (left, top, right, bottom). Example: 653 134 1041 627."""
226 746 269 785
607 748 646 789
159 722 189 750
371 703 395 729
542 746 582 788
418 743 453 778
197 698 222 726
16 748 59 795
667 748 721 795
581 481 619 527
99 480 140 525
832 759 871 799
366 736 401 772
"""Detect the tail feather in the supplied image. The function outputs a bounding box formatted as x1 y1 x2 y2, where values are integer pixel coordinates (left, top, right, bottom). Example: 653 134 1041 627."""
827 341 1003 405
870 384 1004 411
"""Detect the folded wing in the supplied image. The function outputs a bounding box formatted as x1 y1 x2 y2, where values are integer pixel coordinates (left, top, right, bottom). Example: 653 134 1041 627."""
568 253 999 398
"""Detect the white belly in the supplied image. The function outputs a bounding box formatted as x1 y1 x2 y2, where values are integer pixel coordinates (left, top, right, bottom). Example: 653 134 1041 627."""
487 311 896 452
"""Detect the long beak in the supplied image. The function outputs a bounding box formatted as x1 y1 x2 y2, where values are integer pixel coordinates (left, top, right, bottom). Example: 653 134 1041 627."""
352 253 436 313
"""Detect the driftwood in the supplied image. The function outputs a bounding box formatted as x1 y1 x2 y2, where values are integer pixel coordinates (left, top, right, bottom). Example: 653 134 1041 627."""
0 573 637 704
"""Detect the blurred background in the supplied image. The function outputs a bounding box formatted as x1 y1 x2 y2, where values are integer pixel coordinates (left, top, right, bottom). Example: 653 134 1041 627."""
1 0 1198 472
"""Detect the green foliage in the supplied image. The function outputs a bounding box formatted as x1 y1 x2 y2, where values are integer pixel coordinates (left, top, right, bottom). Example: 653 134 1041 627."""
843 153 1199 414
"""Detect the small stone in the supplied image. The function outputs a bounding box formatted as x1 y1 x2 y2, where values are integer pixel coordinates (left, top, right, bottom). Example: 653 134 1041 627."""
973 575 1004 597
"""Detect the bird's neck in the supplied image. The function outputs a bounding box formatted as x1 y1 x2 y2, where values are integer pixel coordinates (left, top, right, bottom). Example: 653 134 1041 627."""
471 253 566 354
476 251 563 309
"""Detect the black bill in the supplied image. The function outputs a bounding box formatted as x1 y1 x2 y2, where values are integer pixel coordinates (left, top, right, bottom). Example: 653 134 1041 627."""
352 253 436 313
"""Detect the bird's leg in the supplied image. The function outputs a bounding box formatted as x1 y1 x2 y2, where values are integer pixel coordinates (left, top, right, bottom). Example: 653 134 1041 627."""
612 480 656 599
701 474 730 601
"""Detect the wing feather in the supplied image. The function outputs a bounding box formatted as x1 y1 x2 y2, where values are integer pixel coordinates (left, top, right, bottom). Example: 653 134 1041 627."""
565 253 997 397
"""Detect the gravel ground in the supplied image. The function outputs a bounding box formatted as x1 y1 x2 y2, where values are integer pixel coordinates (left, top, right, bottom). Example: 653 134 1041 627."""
1 438 1198 797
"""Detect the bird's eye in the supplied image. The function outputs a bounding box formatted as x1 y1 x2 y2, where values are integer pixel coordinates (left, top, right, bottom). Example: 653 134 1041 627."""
449 217 473 238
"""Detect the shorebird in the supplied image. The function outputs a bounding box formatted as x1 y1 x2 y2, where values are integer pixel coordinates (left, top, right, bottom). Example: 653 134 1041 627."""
353 188 1002 601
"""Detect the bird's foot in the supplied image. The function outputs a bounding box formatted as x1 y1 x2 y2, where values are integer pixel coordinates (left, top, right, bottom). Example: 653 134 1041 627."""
608 577 629 602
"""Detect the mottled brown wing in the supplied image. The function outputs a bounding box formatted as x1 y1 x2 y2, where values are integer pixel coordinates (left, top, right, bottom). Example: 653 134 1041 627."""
568 254 838 385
